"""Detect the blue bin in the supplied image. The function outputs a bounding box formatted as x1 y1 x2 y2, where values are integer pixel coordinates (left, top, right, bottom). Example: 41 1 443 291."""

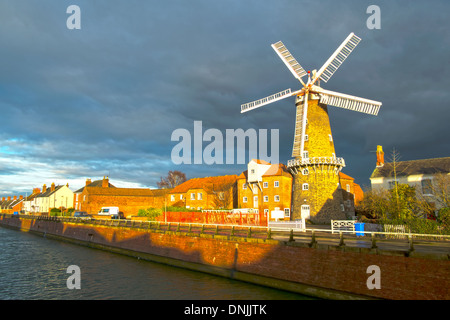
355 222 365 236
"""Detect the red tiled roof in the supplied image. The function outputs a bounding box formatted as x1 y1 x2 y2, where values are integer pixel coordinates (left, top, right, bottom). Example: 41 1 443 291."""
85 187 154 196
170 175 238 194
339 172 355 181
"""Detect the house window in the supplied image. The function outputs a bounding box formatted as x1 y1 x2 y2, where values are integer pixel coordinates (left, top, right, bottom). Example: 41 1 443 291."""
243 197 248 203
180 194 184 200
190 193 195 200
274 181 279 188
302 183 309 190
243 183 247 190
263 182 268 188
284 208 290 217
421 179 433 195
198 193 203 200
170 195 175 201
346 200 352 207
388 180 398 189
274 195 280 202
346 184 351 193
340 204 345 211
263 196 269 202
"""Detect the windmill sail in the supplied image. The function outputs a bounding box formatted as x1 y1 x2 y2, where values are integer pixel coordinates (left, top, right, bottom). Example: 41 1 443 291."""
271 41 307 83
318 88 382 116
292 94 308 158
241 89 292 113
314 33 361 84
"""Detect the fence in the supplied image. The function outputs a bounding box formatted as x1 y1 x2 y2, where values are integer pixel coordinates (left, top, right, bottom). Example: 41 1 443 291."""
268 219 305 231
2 214 449 252
161 210 268 226
331 220 357 234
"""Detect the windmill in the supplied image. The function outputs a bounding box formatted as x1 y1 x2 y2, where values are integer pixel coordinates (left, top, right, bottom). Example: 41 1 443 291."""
240 32 382 222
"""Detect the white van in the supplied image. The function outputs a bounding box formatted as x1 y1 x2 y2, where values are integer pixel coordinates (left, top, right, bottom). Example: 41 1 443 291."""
98 207 120 219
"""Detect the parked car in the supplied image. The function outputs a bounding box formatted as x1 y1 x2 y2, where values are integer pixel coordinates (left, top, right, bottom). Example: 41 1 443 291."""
73 211 92 219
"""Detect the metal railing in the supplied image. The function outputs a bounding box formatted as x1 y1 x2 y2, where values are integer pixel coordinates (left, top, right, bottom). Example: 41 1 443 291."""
1 214 449 253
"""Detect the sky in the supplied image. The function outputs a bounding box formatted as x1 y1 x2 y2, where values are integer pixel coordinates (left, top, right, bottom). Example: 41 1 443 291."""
1 0 449 197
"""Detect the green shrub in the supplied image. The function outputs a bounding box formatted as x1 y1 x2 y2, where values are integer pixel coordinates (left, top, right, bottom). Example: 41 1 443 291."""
49 208 61 216
137 208 162 220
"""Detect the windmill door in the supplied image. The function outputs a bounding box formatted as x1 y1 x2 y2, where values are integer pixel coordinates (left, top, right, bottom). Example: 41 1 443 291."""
301 205 310 219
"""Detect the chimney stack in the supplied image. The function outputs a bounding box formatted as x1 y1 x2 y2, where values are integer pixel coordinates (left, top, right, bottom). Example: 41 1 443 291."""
7 196 11 201
13 196 17 201
42 184 47 192
51 182 55 192
376 145 385 167
86 178 92 186
20 195 23 200
102 176 109 188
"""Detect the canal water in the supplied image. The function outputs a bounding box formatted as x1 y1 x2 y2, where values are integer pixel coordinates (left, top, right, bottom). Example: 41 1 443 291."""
0 227 313 300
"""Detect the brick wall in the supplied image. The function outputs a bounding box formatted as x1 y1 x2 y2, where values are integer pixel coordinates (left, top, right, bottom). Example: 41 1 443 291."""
1 215 448 300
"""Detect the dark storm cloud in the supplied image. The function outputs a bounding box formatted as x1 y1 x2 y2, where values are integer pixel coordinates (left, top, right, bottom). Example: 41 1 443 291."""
0 0 449 195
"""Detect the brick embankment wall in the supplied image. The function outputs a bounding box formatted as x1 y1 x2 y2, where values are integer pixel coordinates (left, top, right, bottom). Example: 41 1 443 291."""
0 215 448 300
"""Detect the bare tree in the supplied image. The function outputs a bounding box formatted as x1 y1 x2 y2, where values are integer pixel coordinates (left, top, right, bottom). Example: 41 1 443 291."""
209 182 237 209
157 170 187 189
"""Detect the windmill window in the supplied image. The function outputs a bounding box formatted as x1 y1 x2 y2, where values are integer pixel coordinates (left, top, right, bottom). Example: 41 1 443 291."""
421 179 433 195
329 134 333 141
302 183 309 190
302 169 309 175
303 151 309 159
304 135 308 141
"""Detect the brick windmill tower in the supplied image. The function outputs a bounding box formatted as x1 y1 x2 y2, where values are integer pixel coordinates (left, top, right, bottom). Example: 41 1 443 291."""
241 33 382 223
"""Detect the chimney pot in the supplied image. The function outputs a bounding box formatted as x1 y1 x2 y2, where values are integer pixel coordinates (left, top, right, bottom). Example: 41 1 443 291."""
376 145 385 167
102 176 109 188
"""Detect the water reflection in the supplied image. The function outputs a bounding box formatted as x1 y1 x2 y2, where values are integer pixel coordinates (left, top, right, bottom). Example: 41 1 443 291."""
0 227 313 300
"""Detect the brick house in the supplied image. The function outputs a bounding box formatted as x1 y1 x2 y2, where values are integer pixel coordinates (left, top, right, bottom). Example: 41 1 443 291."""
0 195 24 214
237 160 293 220
74 176 164 217
167 175 238 210
339 172 364 218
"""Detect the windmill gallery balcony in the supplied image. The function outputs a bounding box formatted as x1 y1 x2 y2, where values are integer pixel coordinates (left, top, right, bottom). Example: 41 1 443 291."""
287 156 346 172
